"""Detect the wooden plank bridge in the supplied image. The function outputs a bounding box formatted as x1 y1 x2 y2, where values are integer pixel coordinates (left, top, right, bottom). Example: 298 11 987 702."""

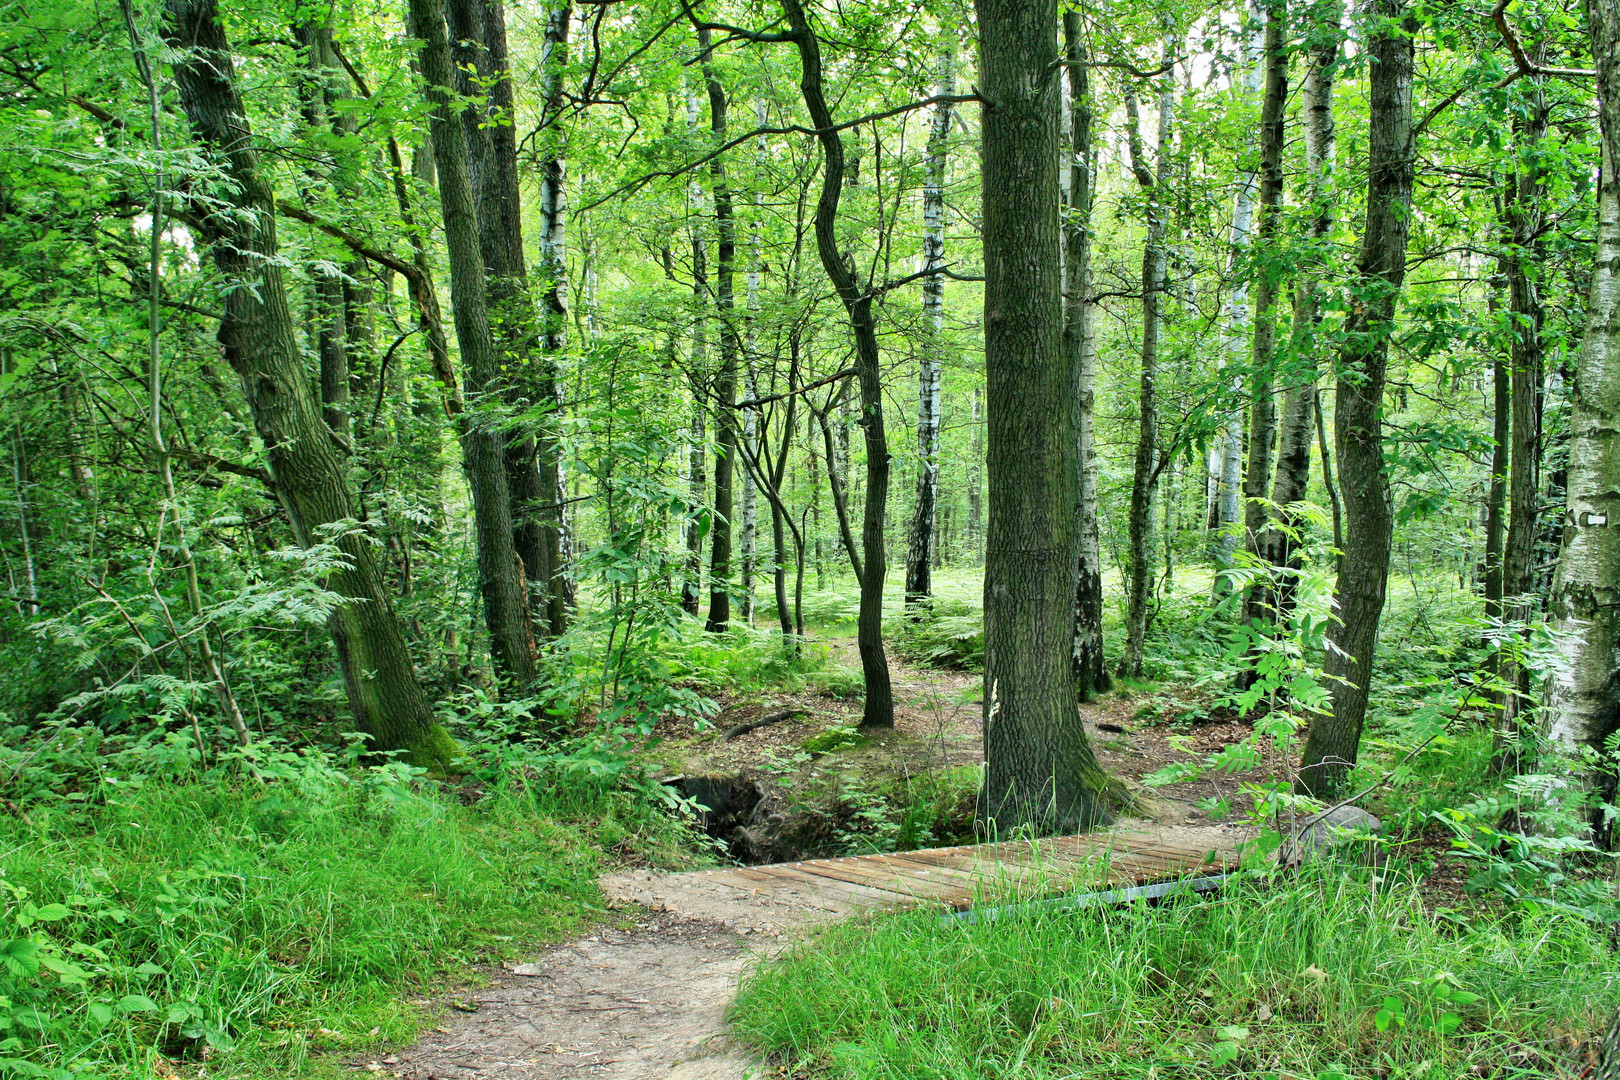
606 825 1252 922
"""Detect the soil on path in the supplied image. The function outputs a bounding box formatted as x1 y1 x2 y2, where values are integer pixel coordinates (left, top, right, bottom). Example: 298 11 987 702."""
379 649 1268 1079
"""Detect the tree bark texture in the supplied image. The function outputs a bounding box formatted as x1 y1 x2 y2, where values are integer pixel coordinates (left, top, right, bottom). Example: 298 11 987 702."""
1063 13 1109 699
1119 71 1174 681
977 0 1120 831
1297 0 1417 798
1540 0 1620 843
408 0 537 688
1496 73 1551 763
906 48 953 613
702 30 741 634
529 0 573 638
1239 0 1294 645
1213 7 1263 580
1268 1 1338 615
1240 0 1288 632
782 0 894 728
162 0 458 767
447 0 566 646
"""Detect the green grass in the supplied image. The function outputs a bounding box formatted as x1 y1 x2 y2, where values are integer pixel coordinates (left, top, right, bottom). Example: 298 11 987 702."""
731 873 1617 1079
3 756 689 1078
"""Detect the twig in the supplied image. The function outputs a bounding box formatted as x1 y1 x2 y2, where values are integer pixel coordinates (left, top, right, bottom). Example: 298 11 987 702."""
722 708 807 741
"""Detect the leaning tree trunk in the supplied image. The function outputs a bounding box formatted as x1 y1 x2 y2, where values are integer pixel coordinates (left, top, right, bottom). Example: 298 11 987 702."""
702 28 741 634
1541 0 1620 846
1297 0 1418 798
162 0 458 767
407 0 537 689
783 0 895 728
1119 71 1174 681
977 0 1124 831
1063 13 1109 699
449 0 567 646
906 47 953 614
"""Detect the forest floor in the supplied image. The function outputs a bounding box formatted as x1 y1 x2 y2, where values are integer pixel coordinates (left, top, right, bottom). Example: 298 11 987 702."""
378 641 1295 1080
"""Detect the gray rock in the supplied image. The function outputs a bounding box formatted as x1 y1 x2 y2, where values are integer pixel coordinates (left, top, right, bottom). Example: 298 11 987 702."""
1280 804 1384 868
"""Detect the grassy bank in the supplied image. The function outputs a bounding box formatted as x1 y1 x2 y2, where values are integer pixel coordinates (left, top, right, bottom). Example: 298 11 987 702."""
732 873 1616 1079
2 746 689 1078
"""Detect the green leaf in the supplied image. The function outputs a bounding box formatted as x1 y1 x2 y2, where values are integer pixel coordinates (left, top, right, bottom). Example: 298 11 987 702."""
115 994 158 1013
0 941 39 980
25 905 68 923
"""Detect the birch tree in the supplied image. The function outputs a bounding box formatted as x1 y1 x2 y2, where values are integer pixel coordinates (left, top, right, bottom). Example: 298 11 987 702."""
1541 0 1620 843
1064 12 1109 699
905 46 954 614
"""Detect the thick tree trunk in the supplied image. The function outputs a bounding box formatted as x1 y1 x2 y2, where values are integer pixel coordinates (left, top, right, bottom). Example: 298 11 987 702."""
783 0 894 728
162 0 457 766
703 30 741 634
1297 0 1417 798
977 0 1122 831
1063 14 1109 699
906 48 952 613
1541 0 1620 845
1119 73 1174 681
447 0 562 646
407 0 538 689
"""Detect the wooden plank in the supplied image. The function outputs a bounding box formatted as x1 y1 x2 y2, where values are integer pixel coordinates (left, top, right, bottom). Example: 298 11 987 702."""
793 859 966 903
751 865 916 908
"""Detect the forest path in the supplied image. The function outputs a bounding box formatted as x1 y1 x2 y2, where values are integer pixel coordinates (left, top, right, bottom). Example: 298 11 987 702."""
383 642 1254 1079
386 826 1249 1080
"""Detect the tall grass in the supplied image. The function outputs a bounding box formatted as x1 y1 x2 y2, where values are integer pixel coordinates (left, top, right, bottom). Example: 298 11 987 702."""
5 755 686 1077
732 872 1617 1079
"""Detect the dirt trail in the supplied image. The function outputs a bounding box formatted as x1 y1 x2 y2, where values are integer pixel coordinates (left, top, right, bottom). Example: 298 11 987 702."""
389 915 770 1079
381 653 1255 1079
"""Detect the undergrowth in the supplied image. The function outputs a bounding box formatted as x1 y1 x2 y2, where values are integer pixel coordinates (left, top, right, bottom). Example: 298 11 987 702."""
732 872 1617 1079
0 739 693 1079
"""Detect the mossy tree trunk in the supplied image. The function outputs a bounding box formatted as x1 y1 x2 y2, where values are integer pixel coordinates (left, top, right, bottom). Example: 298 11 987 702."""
977 0 1124 831
162 0 458 768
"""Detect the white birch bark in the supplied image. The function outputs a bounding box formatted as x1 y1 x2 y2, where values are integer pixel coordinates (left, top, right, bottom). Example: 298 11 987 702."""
1543 2 1620 811
1213 2 1264 581
906 47 952 610
740 100 767 624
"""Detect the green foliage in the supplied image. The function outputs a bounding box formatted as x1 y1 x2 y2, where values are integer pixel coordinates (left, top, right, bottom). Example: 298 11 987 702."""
889 599 985 670
802 725 867 754
0 736 691 1078
732 874 1616 1079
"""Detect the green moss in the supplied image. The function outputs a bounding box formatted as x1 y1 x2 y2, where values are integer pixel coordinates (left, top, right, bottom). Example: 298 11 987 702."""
405 722 468 773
